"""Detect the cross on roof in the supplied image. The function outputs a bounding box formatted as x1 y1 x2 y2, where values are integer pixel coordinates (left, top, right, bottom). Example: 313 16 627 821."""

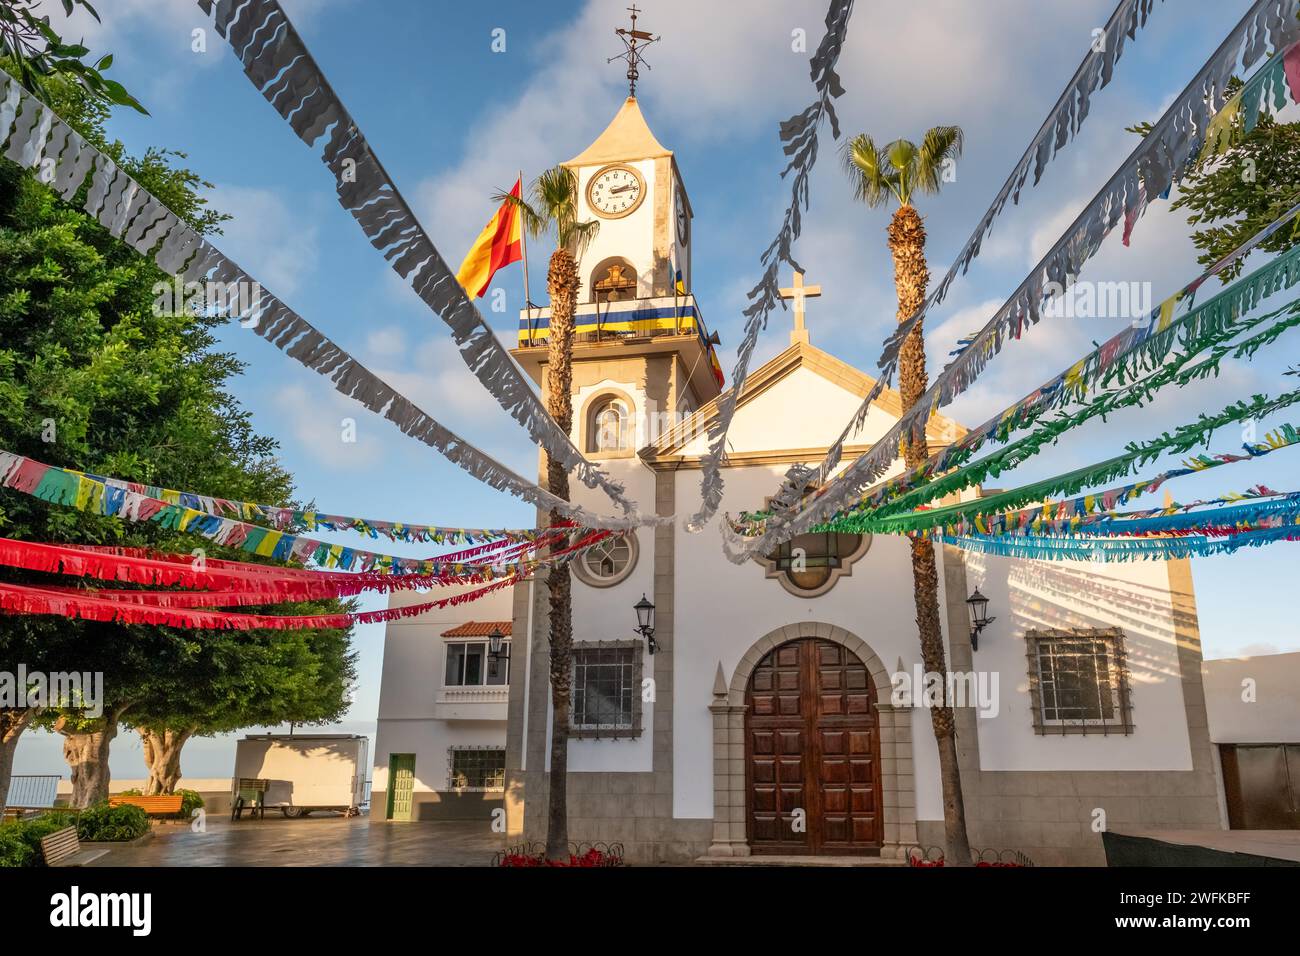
779 269 822 345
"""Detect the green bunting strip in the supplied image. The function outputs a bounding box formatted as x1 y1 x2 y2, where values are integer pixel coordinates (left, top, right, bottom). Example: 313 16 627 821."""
735 242 1300 539
833 424 1300 539
827 385 1300 537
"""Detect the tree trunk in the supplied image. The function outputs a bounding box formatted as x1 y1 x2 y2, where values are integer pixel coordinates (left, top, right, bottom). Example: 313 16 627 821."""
0 709 35 810
544 246 578 862
56 709 124 809
139 727 194 795
889 204 974 866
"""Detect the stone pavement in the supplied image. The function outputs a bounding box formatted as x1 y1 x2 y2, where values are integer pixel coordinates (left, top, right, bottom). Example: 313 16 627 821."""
87 814 506 867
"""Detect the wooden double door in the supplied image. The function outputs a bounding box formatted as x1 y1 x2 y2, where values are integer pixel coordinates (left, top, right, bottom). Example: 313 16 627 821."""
746 638 883 854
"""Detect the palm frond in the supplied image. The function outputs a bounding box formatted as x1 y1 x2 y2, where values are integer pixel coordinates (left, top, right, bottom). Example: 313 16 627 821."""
914 125 964 196
524 165 599 253
885 139 919 205
491 188 546 239
841 133 894 208
567 218 600 259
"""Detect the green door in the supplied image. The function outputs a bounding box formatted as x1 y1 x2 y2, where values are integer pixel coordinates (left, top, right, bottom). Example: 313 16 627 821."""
386 754 416 821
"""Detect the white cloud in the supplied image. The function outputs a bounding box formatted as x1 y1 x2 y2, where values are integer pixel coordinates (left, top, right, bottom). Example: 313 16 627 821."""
365 326 408 358
209 184 321 298
274 383 380 471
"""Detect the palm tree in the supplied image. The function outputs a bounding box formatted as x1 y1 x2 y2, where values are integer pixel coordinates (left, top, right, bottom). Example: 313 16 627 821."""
842 127 974 865
496 167 598 861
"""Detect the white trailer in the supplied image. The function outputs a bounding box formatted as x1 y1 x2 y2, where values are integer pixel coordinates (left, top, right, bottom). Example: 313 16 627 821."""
233 734 369 818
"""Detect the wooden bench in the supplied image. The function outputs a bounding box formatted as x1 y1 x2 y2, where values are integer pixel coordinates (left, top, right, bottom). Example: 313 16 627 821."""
40 826 108 867
231 778 268 821
108 794 183 817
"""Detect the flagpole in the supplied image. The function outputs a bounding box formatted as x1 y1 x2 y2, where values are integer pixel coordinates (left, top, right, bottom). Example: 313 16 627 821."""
518 170 535 345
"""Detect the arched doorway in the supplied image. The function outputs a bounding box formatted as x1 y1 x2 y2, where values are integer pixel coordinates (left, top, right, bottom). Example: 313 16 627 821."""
745 637 883 855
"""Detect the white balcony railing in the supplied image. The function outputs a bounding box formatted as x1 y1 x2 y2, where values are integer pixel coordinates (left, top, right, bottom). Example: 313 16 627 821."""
437 685 510 704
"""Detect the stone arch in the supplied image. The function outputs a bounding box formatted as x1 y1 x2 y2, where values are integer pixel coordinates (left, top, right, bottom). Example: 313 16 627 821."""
707 620 917 859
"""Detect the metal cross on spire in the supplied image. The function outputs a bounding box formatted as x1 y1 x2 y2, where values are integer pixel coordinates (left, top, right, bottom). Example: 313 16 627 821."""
609 5 660 97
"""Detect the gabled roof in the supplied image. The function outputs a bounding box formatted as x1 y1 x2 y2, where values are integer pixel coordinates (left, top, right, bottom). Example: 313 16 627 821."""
563 97 672 168
641 340 966 464
441 621 512 639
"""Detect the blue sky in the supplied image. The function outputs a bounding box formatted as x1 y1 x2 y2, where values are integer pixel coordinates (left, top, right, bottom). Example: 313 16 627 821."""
14 0 1300 777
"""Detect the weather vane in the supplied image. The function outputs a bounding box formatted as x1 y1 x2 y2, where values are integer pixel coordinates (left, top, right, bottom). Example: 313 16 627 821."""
609 5 659 97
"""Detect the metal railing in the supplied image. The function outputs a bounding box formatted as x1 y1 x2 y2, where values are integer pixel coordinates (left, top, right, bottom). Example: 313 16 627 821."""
4 774 60 809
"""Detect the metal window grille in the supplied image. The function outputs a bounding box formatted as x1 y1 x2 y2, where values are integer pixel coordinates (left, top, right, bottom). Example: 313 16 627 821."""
1025 628 1134 736
448 747 506 791
571 641 642 738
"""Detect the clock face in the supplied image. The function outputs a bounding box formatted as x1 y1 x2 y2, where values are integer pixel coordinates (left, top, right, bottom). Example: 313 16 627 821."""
675 189 689 245
587 164 646 219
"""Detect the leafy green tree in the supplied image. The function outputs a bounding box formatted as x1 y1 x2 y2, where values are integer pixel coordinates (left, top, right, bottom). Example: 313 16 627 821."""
127 607 357 795
0 0 145 112
0 76 353 805
1129 78 1300 282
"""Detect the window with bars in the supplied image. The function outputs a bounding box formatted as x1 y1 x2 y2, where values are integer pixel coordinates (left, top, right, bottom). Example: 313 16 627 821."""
571 641 643 739
1026 628 1134 735
448 747 506 791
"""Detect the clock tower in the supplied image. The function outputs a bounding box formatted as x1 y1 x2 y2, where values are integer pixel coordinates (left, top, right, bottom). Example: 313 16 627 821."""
509 92 723 458
561 95 692 301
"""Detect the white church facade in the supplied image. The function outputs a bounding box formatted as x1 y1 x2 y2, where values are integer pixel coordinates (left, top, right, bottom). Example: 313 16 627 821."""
371 98 1224 864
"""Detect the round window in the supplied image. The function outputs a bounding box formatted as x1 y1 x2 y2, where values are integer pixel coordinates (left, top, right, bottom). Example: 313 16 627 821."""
574 534 638 588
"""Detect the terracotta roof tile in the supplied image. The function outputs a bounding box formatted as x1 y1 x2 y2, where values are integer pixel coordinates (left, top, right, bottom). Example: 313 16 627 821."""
441 621 512 638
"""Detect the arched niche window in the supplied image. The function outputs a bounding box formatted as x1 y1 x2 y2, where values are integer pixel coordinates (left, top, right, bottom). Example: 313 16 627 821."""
765 531 870 597
584 391 634 455
590 257 638 304
755 486 870 597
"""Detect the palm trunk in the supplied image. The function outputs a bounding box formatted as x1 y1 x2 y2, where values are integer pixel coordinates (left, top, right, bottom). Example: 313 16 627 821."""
140 727 194 795
0 709 35 810
889 204 973 866
57 707 126 809
544 246 578 862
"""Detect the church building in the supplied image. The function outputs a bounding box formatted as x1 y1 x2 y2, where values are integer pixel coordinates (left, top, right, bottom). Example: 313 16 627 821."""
371 96 1224 865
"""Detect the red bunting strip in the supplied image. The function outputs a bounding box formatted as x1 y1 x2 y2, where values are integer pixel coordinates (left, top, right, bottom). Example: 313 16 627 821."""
0 574 524 631
0 530 610 601
32 583 338 609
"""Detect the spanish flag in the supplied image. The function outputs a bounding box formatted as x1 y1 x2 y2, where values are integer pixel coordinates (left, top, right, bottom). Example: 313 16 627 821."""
456 177 524 298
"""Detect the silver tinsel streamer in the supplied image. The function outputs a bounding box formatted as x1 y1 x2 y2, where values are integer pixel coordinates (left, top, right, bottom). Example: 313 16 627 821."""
193 0 638 517
727 0 1300 563
0 70 662 533
773 0 1169 512
684 0 854 532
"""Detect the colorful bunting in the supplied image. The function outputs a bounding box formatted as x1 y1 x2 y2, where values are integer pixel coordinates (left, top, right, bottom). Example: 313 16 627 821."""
0 574 525 632
697 0 1170 533
734 18 1300 562
0 532 611 601
0 451 606 578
